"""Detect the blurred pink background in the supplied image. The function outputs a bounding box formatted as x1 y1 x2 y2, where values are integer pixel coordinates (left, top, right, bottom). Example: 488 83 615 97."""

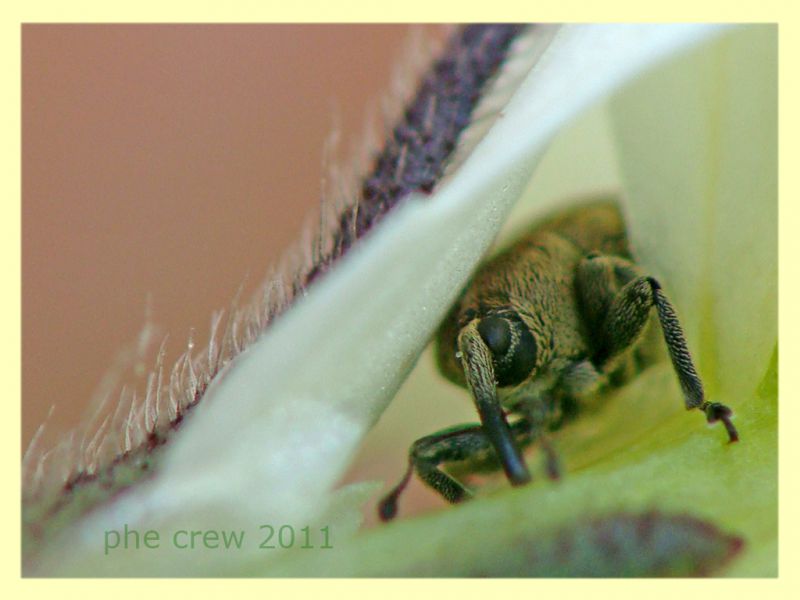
22 25 432 452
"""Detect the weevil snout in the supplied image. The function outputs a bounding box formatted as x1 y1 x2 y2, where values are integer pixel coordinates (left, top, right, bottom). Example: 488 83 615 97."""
456 316 534 487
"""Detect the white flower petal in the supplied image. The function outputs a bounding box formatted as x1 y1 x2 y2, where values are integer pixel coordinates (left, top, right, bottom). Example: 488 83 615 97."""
609 25 777 399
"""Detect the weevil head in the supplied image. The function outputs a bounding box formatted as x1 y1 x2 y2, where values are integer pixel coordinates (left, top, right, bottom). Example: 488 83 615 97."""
434 304 544 390
474 310 539 388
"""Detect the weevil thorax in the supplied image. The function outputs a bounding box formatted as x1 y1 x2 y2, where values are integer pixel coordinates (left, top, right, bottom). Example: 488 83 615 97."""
435 201 633 410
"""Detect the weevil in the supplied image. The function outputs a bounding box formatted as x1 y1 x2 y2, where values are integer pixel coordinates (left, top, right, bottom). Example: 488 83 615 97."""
378 200 738 521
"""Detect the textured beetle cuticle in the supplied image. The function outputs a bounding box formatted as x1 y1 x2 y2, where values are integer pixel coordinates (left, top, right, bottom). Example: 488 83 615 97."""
378 200 740 521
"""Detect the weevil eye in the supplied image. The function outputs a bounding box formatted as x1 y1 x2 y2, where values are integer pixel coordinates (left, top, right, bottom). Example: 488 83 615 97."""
477 313 538 387
477 316 511 356
504 326 538 385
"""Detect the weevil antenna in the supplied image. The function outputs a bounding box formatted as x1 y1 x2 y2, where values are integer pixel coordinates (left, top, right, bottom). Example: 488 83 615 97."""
457 322 532 486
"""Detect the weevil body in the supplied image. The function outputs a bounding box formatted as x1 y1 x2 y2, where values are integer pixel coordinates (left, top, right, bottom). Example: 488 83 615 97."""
378 200 738 521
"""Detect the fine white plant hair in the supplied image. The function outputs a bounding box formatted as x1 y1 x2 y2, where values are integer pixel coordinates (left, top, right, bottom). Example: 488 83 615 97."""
22 23 469 518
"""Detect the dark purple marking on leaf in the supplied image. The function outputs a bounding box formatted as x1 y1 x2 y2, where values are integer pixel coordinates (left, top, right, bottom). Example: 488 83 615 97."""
400 512 744 577
506 512 743 577
304 24 528 287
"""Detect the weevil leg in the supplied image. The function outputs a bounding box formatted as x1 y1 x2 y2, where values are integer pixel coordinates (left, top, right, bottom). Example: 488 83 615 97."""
648 278 739 442
378 419 539 522
576 252 640 347
576 254 738 443
538 434 561 480
598 276 656 365
377 424 483 522
575 251 618 337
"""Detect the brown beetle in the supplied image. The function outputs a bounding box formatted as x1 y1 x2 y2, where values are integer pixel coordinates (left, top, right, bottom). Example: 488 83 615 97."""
378 200 738 521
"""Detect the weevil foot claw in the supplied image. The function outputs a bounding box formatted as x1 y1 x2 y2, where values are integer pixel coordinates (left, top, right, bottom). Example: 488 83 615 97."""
378 495 399 522
704 402 739 444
